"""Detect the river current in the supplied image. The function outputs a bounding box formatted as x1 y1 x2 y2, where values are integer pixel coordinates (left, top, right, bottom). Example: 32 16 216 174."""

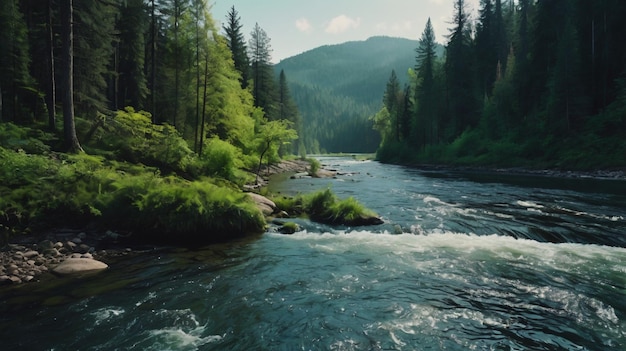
1 156 625 350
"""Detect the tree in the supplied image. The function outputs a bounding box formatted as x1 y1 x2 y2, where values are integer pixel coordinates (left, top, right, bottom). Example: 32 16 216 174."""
254 119 297 184
383 70 401 142
0 0 34 123
223 6 250 89
415 18 439 148
117 0 149 110
60 0 83 153
277 69 301 154
475 0 496 96
444 0 478 139
249 23 277 119
73 0 116 118
546 15 588 135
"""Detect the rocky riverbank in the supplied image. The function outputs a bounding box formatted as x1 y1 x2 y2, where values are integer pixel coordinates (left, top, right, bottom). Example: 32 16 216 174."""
0 229 133 285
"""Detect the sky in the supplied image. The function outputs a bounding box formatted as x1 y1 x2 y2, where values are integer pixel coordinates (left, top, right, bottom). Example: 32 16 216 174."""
210 0 481 63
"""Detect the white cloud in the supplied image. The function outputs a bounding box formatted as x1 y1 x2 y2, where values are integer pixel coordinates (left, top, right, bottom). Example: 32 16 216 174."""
325 15 361 34
296 18 313 33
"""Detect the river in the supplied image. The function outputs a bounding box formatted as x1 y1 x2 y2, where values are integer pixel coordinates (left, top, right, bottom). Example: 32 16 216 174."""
1 156 625 350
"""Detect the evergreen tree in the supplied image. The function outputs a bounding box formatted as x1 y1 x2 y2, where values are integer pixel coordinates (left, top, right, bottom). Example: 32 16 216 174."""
278 70 300 128
0 0 35 122
546 15 588 135
223 6 250 89
73 0 117 118
415 18 439 148
444 0 478 140
60 0 82 153
249 23 277 119
384 70 401 142
117 0 149 110
475 0 496 96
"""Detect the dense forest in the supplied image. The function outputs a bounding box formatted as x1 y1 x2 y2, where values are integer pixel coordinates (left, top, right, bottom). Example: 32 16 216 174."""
373 0 626 170
0 1 302 243
275 36 444 153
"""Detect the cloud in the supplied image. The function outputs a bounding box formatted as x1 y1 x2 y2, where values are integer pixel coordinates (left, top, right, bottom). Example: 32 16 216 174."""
325 15 361 34
376 20 413 35
296 18 313 33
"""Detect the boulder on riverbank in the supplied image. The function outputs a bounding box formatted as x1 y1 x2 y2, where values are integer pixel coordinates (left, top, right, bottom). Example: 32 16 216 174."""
52 258 108 275
247 192 277 216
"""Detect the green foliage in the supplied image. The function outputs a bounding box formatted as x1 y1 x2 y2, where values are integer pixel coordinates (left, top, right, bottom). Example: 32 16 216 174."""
189 137 242 182
370 0 626 171
0 123 54 154
0 145 267 244
308 158 321 176
275 36 438 153
85 107 193 174
128 180 265 243
273 188 379 226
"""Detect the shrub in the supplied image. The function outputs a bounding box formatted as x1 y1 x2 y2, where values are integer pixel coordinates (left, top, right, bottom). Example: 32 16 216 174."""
308 157 321 175
128 180 265 243
273 188 380 226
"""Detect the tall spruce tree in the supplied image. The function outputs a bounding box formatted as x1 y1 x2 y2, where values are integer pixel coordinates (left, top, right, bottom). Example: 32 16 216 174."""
60 0 82 153
249 23 277 119
0 0 34 122
384 70 401 142
444 0 478 139
117 0 149 110
73 0 116 118
223 6 250 89
415 18 439 148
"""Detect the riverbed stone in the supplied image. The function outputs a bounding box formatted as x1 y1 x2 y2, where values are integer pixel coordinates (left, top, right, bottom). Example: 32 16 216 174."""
24 250 39 259
52 258 108 275
38 240 54 251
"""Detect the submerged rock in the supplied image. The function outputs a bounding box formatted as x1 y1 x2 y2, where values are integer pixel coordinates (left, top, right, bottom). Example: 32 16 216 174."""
52 258 108 275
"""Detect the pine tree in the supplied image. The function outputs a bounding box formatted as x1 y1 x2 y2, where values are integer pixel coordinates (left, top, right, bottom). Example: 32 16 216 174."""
60 0 82 153
223 6 250 89
0 0 35 122
475 0 495 96
444 0 478 140
73 0 117 118
415 18 439 148
278 70 300 125
117 0 149 110
249 23 277 119
384 70 401 142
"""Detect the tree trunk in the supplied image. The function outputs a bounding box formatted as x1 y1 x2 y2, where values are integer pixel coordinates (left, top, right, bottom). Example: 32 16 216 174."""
47 0 56 130
199 53 209 157
150 0 156 123
60 0 83 153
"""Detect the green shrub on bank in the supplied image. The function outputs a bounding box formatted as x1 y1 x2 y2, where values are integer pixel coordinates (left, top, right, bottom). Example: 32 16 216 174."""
307 157 321 175
0 146 266 244
125 180 265 242
273 188 380 226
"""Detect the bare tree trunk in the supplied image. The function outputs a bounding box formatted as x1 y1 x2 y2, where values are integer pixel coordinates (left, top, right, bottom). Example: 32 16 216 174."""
47 0 56 130
60 0 83 153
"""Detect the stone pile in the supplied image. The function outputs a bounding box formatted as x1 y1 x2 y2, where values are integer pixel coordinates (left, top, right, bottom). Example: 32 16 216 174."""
0 231 110 285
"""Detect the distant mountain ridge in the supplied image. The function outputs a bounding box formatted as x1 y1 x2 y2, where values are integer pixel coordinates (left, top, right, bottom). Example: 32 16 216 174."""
275 36 439 153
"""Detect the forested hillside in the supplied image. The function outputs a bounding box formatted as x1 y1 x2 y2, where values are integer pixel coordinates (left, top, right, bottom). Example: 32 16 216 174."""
373 0 626 170
276 36 443 153
0 1 300 243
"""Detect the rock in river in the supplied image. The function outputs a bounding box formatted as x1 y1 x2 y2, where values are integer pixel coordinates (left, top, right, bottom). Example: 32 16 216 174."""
52 258 108 275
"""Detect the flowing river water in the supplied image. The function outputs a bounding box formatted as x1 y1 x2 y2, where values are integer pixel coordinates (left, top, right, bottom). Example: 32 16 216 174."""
1 156 625 350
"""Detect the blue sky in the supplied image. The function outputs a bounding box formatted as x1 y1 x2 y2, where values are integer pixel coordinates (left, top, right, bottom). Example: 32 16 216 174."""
210 0 480 63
